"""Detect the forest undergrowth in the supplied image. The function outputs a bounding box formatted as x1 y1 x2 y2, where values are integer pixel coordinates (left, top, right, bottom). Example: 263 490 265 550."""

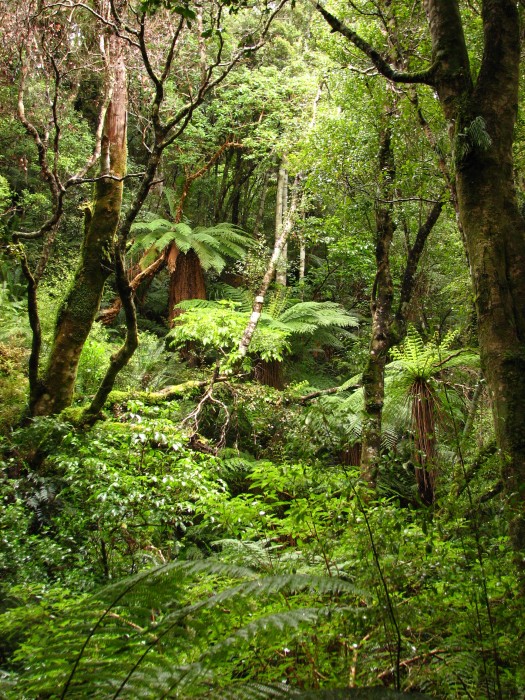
1 310 523 700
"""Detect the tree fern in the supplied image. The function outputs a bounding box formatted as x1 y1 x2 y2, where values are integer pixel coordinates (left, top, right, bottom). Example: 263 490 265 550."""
129 220 254 273
386 327 479 502
170 292 359 368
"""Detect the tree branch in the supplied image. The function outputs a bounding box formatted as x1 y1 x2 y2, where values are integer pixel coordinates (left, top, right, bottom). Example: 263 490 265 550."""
314 2 436 85
396 198 443 321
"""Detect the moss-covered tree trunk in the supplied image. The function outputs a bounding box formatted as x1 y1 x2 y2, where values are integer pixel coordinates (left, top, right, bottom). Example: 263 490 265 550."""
317 0 525 561
458 147 525 547
31 37 127 416
423 0 525 564
361 125 396 486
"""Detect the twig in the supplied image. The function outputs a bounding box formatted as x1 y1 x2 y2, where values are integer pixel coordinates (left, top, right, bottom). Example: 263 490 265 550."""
377 647 456 682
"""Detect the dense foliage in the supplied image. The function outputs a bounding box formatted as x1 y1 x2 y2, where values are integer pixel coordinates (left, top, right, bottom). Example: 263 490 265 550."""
1 0 524 698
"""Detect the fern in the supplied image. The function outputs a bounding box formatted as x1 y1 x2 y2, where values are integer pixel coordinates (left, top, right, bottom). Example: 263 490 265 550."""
455 116 492 162
278 302 358 333
10 563 367 699
210 283 253 310
129 218 254 273
170 295 359 367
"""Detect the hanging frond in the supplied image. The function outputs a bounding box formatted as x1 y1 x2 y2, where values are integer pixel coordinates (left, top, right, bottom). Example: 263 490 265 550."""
10 561 367 699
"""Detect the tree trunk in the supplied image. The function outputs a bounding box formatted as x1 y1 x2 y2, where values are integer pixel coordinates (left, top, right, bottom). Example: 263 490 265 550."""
360 125 396 486
253 171 269 239
31 36 127 416
238 174 302 359
168 249 206 324
458 153 525 549
360 122 443 493
299 239 306 281
316 0 525 553
255 358 284 390
424 0 525 565
275 158 288 286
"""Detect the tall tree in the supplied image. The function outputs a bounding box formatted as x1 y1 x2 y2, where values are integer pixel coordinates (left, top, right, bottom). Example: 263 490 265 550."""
32 33 127 416
315 0 525 565
9 0 286 420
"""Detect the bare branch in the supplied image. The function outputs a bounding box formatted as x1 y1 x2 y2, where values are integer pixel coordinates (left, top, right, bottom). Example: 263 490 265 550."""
17 64 60 204
67 172 147 185
43 1 140 47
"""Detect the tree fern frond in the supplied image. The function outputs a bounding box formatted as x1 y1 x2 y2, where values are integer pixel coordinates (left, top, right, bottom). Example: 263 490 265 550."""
211 284 253 311
278 302 358 331
189 238 227 273
164 187 179 220
266 288 292 319
308 327 356 350
338 373 363 392
175 299 227 312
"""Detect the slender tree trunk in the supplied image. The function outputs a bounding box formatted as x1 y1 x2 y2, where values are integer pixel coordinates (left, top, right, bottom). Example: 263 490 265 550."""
31 36 127 416
299 239 306 281
360 125 396 486
275 158 288 286
239 173 302 359
253 171 269 240
360 124 443 493
230 150 243 225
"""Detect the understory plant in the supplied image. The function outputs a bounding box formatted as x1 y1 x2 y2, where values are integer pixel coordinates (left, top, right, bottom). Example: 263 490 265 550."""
168 288 358 380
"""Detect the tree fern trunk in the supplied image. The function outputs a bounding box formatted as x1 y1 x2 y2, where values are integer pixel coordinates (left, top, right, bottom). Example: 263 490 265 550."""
168 249 206 324
255 358 284 390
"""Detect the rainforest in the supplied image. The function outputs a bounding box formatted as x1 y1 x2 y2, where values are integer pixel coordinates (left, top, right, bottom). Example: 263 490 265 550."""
1 0 524 698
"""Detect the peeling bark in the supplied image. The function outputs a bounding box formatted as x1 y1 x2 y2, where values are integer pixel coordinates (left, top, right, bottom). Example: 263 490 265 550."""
168 249 207 324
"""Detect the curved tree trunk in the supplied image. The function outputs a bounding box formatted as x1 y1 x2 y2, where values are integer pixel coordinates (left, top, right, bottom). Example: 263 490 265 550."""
31 36 127 416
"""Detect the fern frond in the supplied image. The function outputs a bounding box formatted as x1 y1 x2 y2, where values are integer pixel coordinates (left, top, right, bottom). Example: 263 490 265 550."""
278 302 358 331
338 373 363 392
175 299 222 310
210 284 253 311
189 238 227 273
